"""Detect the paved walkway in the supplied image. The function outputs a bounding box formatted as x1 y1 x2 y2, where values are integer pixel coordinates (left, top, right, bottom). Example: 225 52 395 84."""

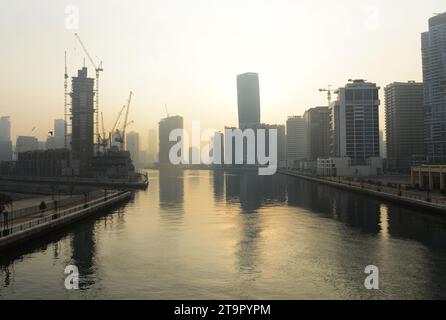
323 176 446 206
1 193 107 229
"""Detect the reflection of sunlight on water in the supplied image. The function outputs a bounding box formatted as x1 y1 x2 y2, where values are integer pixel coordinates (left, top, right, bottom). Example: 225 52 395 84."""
2 170 446 299
379 205 389 240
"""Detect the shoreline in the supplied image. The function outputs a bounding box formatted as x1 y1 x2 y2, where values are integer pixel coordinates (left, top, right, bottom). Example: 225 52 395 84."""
0 190 132 252
279 169 446 214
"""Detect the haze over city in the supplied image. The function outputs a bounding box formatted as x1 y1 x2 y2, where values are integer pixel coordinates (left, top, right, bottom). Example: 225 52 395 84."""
1 0 445 145
3 0 446 306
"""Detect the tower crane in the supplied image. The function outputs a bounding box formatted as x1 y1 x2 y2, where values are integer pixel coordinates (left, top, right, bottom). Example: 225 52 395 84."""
100 112 108 151
109 105 126 147
318 85 337 106
74 33 103 151
121 91 133 150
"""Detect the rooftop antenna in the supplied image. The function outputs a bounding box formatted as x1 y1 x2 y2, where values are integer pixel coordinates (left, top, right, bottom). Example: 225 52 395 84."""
164 104 169 118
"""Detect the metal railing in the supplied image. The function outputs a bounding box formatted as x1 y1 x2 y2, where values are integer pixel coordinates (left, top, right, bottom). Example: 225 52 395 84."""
323 176 446 207
0 191 129 239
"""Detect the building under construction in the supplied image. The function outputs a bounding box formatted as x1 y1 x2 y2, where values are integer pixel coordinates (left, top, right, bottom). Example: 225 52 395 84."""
71 67 95 176
68 66 138 180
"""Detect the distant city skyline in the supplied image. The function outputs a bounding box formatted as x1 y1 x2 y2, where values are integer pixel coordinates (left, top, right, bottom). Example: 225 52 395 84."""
1 0 445 145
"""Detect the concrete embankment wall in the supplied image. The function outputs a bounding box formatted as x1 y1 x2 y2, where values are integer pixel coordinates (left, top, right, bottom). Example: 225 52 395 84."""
0 191 132 251
279 170 446 214
0 175 148 189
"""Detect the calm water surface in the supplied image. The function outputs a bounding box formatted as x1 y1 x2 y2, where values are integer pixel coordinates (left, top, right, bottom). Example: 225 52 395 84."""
1 169 446 299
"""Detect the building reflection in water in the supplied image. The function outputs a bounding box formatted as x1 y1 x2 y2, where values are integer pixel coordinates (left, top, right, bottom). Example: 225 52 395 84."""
223 171 287 286
211 169 225 202
286 176 380 234
159 168 184 208
70 220 96 289
158 168 184 224
225 171 287 213
386 205 446 250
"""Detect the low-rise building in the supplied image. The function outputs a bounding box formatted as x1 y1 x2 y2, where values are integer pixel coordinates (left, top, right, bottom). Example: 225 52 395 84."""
411 165 446 190
317 157 383 177
14 149 77 177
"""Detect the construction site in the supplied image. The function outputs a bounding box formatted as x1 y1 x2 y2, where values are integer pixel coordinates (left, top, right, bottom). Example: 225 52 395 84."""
0 34 148 189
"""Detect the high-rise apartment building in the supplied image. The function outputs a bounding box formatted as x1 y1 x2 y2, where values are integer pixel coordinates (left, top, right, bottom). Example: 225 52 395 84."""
421 12 446 163
126 131 140 167
0 116 11 141
330 79 380 164
71 67 95 175
237 73 261 129
159 115 183 165
265 124 286 168
385 81 425 170
303 107 330 161
47 119 67 150
286 116 308 167
148 128 158 164
0 116 13 162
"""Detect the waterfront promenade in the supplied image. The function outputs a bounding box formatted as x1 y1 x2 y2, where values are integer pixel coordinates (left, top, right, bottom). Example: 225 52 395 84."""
279 169 446 213
0 190 132 251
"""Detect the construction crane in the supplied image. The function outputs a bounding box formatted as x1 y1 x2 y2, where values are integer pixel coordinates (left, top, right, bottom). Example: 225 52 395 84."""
121 91 133 150
99 112 108 151
74 33 103 152
319 85 337 106
111 105 126 134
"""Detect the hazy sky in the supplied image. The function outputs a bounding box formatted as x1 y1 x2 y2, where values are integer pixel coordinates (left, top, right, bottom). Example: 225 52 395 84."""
0 0 445 147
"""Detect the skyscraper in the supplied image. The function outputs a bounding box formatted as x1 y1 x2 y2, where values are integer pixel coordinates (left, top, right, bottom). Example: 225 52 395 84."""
126 131 140 167
263 124 286 168
303 107 330 161
159 115 183 165
286 116 308 168
148 128 158 164
237 73 261 129
0 116 11 141
0 116 13 162
422 12 446 163
47 119 67 150
330 79 380 164
385 81 425 170
71 67 95 175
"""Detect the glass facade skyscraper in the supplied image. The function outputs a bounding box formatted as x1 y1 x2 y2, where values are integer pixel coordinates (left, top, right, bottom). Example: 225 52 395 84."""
237 73 261 129
330 80 380 165
422 12 446 163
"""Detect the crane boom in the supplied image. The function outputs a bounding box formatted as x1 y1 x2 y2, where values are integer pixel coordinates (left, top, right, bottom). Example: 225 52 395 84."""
74 33 101 71
121 91 133 150
74 33 103 153
111 105 126 134
319 85 336 106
